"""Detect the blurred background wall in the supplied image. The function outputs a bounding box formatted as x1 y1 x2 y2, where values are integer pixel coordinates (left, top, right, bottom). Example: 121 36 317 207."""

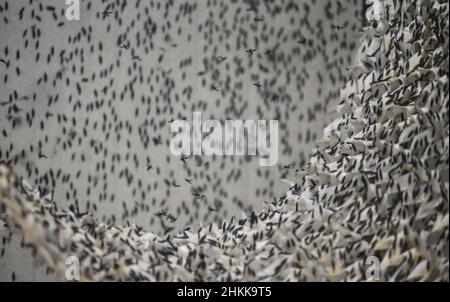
0 0 362 281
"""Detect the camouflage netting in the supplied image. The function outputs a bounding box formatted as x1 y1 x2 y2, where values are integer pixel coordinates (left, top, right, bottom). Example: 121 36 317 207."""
0 0 449 281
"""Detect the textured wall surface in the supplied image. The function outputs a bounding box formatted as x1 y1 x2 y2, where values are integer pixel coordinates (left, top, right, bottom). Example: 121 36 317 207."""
0 0 362 281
